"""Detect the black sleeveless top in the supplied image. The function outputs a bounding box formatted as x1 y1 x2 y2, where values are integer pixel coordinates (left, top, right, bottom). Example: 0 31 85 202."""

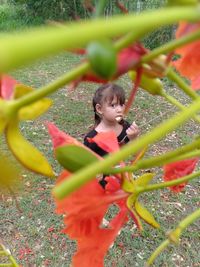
84 121 130 157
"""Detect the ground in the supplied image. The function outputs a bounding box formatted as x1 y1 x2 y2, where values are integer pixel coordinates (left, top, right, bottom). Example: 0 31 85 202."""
0 53 200 267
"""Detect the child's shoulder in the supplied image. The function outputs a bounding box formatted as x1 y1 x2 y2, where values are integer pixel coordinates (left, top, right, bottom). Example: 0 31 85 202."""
84 128 97 139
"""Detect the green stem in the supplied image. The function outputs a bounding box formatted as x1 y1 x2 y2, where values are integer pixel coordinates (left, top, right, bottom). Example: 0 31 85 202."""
161 91 200 123
107 147 200 175
142 29 200 63
168 149 200 161
146 240 170 266
53 96 200 199
179 208 200 231
10 62 89 111
0 7 200 72
137 170 200 194
147 208 200 266
0 245 19 267
167 68 199 100
94 0 107 18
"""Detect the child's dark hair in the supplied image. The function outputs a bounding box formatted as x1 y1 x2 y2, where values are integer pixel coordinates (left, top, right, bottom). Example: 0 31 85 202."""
93 83 126 126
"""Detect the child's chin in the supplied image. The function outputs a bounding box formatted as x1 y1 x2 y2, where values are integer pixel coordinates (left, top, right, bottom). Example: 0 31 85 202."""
115 116 123 122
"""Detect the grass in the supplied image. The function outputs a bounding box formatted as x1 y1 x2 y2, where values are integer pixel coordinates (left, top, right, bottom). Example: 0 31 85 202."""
0 52 200 267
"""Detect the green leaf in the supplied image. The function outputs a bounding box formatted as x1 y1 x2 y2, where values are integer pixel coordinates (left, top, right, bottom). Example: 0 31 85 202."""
19 98 52 120
0 152 21 189
55 144 99 172
127 195 143 230
0 99 13 133
6 119 54 177
135 172 154 187
135 200 160 228
14 84 33 98
122 177 135 193
14 84 52 120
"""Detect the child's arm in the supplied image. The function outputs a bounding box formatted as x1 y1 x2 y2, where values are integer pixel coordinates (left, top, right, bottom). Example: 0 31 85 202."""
126 121 140 141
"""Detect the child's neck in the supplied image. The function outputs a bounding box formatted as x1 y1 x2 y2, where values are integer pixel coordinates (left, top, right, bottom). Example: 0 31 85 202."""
95 120 122 135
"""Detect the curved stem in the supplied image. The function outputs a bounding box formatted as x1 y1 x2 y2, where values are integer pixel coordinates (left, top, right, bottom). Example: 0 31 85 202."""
142 29 200 63
53 97 200 199
105 137 200 174
161 91 200 124
137 170 200 194
146 240 170 266
147 208 200 266
0 7 200 72
10 62 89 111
94 0 107 18
167 68 199 100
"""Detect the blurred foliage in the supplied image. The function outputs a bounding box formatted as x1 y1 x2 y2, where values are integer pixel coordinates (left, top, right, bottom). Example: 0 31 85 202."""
2 0 173 48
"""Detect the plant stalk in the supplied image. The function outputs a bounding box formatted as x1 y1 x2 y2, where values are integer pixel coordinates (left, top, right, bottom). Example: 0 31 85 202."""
0 7 200 72
167 68 199 100
137 169 200 194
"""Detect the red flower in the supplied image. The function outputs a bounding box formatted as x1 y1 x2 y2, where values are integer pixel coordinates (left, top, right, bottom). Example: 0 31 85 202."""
173 22 200 90
70 42 147 88
0 74 18 100
48 123 159 266
163 158 198 192
54 169 128 267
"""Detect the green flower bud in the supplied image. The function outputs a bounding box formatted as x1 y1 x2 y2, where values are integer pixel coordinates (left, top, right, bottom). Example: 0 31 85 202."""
87 40 117 79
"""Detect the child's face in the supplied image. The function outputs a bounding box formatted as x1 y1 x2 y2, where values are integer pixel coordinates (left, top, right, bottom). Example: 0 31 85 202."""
97 95 125 123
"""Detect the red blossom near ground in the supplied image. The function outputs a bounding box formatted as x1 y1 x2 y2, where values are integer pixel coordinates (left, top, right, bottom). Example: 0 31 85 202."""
173 22 200 90
18 247 33 260
0 74 18 100
163 158 199 192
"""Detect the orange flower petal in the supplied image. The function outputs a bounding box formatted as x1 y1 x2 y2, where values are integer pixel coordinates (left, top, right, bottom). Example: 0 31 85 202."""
163 158 198 192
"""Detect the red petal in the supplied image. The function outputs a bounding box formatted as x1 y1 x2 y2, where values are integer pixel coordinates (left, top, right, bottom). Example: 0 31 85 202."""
53 171 128 266
71 42 147 88
163 158 198 192
105 176 121 192
116 43 147 76
87 132 119 153
0 74 18 99
174 22 200 90
72 209 128 267
46 122 81 149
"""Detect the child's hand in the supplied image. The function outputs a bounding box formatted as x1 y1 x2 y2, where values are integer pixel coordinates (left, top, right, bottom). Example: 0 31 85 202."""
126 122 140 140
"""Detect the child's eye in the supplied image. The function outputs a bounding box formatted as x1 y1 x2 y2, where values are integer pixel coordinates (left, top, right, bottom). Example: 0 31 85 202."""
111 103 117 108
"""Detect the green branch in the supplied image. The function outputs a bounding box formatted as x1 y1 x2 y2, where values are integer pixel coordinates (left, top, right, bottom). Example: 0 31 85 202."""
94 0 107 18
161 91 200 123
146 208 200 266
0 244 19 267
137 169 200 194
53 97 200 199
0 7 200 72
105 137 200 174
142 29 200 63
167 68 199 100
10 62 89 111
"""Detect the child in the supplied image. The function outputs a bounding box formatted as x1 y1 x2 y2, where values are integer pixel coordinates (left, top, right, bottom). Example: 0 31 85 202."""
84 83 140 157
